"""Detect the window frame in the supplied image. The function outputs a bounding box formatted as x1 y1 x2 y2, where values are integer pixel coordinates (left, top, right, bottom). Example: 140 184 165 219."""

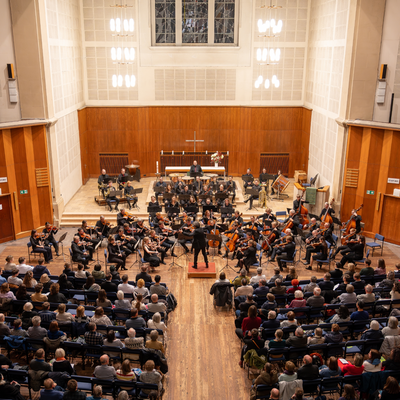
152 0 239 47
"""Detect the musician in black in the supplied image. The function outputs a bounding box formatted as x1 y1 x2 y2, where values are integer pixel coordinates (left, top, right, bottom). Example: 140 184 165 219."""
122 223 138 248
270 228 292 261
237 240 257 273
220 198 234 223
115 227 133 256
348 209 362 233
202 197 213 208
243 168 254 189
243 216 262 231
149 230 166 264
293 194 308 211
306 236 328 271
117 209 134 226
184 195 198 220
282 209 300 235
77 228 95 260
179 185 192 207
167 196 180 219
338 235 365 268
156 221 176 254
30 230 53 263
320 202 335 220
42 222 60 256
244 179 261 209
261 208 276 226
276 236 296 271
155 177 167 201
79 224 100 247
95 216 111 238
204 219 222 255
105 181 119 211
302 230 321 267
216 184 228 207
321 222 335 246
117 168 129 190
98 169 110 196
107 236 127 271
226 176 237 202
227 210 244 226
174 177 184 194
193 176 203 198
331 228 358 260
179 218 195 253
124 181 137 209
259 168 268 183
222 222 245 259
190 160 202 175
71 236 90 267
184 221 208 269
270 170 281 195
134 219 148 239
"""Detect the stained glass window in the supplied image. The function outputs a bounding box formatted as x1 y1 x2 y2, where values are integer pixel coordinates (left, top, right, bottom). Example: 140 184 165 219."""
182 0 208 44
214 0 235 43
155 0 176 44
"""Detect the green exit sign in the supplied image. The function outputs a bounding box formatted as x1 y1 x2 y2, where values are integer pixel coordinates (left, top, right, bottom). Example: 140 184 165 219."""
19 190 28 194
366 190 375 195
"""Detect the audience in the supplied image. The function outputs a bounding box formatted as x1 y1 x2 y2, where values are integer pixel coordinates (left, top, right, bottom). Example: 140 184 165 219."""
136 265 152 283
115 290 132 309
150 275 168 296
40 378 63 400
94 355 117 380
47 283 68 304
319 356 341 379
375 259 387 275
363 349 382 372
63 379 87 400
350 301 369 321
124 328 144 349
147 294 167 313
253 279 269 296
341 353 364 376
297 355 319 380
148 312 167 332
118 274 135 294
52 348 74 375
382 316 400 337
101 273 118 292
235 278 254 297
7 268 22 287
56 303 74 323
250 267 266 284
278 361 297 382
139 360 163 396
380 376 400 400
116 359 136 388
145 329 166 354
126 308 146 330
249 363 278 400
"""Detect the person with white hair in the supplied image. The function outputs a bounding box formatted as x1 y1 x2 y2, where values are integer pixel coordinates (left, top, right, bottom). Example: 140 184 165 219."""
124 328 144 349
94 355 116 380
250 267 266 284
115 290 131 309
53 348 74 375
286 327 307 348
306 287 325 307
146 330 165 354
147 294 167 313
382 316 400 337
27 316 47 340
147 312 167 332
117 391 129 400
357 284 376 303
87 384 104 400
361 320 384 341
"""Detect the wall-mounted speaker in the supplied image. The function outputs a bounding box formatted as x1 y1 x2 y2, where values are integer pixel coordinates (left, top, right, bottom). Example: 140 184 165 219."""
379 64 387 80
6 64 15 79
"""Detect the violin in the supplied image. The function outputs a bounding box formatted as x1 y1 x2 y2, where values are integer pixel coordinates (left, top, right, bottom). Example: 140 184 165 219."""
102 220 111 226
80 232 92 240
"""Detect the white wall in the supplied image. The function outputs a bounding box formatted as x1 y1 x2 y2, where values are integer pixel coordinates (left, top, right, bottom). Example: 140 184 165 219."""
373 0 400 124
0 0 21 123
305 0 350 189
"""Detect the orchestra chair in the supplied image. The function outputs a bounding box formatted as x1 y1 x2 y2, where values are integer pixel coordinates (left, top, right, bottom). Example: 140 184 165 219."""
138 249 150 270
279 249 297 269
312 248 333 270
27 241 52 263
69 248 80 270
366 234 385 256
353 249 370 266
276 211 287 223
103 249 116 273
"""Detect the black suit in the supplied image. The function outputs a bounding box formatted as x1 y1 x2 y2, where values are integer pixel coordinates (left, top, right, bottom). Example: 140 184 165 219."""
117 173 129 190
71 241 89 266
186 227 208 268
101 281 118 292
276 242 296 269
297 363 319 380
190 164 202 174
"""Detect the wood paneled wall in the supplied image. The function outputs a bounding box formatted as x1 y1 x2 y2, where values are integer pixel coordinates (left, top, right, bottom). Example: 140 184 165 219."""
0 124 53 239
78 107 311 179
341 124 400 244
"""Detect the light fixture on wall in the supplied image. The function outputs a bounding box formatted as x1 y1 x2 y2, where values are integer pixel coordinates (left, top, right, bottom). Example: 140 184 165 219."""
256 47 281 63
257 18 283 36
111 47 135 64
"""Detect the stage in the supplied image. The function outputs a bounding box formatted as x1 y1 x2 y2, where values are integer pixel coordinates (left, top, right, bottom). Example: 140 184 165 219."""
188 262 217 278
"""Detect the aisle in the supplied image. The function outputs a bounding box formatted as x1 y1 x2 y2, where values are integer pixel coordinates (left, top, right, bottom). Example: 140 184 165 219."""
164 259 252 400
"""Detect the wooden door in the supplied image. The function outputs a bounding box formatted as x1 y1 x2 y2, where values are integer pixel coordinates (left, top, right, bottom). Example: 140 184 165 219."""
0 194 15 243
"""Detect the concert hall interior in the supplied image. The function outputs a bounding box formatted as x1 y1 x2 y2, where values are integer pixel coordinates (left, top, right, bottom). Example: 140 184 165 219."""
2 1 400 399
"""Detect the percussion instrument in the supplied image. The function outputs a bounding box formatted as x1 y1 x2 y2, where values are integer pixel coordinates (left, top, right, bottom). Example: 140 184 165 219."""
207 173 218 178
272 174 290 193
182 176 193 182
125 163 140 176
200 176 209 181
169 173 184 183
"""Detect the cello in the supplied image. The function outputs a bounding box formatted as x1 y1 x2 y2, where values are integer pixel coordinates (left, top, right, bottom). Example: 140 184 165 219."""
208 220 221 248
321 198 335 225
296 191 309 227
341 204 363 244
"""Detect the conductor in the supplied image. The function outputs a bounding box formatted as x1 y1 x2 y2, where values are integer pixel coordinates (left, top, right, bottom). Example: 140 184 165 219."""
190 160 202 174
185 221 208 269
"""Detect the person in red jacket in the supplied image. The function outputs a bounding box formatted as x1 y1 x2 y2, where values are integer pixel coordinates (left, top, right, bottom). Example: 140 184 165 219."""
340 353 364 376
235 305 261 339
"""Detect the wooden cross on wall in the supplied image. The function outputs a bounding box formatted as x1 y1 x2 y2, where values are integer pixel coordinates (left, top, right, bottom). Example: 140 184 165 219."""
186 131 204 152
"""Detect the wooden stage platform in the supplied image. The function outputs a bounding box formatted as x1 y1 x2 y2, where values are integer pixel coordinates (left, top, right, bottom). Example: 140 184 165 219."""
188 262 217 278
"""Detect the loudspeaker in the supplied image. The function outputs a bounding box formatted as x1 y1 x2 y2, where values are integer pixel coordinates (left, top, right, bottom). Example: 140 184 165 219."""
379 64 387 80
6 64 15 79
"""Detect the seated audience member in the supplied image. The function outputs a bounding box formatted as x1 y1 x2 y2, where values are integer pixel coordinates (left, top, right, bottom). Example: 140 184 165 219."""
139 360 163 395
117 391 129 400
116 359 136 388
286 327 307 348
47 321 66 340
341 353 364 376
63 379 87 400
0 372 26 400
145 329 165 354
363 349 382 372
382 316 400 337
304 276 318 293
339 285 357 305
280 311 297 328
96 289 112 308
267 329 286 349
336 274 352 293
319 356 342 379
391 281 400 304
75 263 90 279
361 320 384 341
324 323 343 344
92 264 105 280
7 268 22 287
30 349 51 371
100 273 118 292
379 376 400 400
240 328 265 367
27 316 47 340
261 311 280 330
382 348 400 371
132 293 148 311
115 290 131 309
285 267 298 282
17 257 34 274
10 319 28 337
379 271 396 289
148 312 167 332
339 385 357 400
94 355 117 380
47 283 68 304
235 305 261 339
147 294 167 313
318 273 334 291
124 328 144 349
350 301 369 321
235 279 254 297
90 307 112 329
83 276 100 292
57 273 73 290
4 255 17 272
330 263 344 279
350 272 365 290
118 274 135 294
278 361 297 382
360 259 374 277
84 322 104 346
307 327 325 345
306 287 325 307
286 279 302 295
0 283 16 301
75 305 89 323
56 303 74 324
40 274 52 292
268 267 283 284
21 302 38 329
297 355 319 380
87 385 106 400
0 314 10 336
232 270 250 291
62 263 75 277
104 330 124 357
110 265 120 281
330 305 351 330
53 348 74 375
126 308 146 330
250 267 266 284
30 283 48 305
287 290 306 314
374 258 386 275
357 284 375 303
253 279 269 296
150 275 169 296
249 363 278 400
136 265 152 283
15 284 30 305
134 279 150 301
40 378 63 400
39 302 57 323
260 293 277 313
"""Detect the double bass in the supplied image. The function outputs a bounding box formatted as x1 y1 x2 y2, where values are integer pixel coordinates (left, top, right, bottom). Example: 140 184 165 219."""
321 198 335 225
341 204 363 244
296 191 309 227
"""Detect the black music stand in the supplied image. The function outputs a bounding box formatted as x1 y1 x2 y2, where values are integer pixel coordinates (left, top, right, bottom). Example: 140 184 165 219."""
220 207 234 219
94 240 104 268
178 194 191 204
154 186 165 194
168 238 183 270
165 206 180 219
206 233 222 261
57 232 68 261
203 205 217 216
162 193 174 203
220 244 237 275
176 232 193 262
215 193 228 203
129 238 142 269
271 180 287 202
245 188 260 211
147 205 162 216
184 205 199 216
190 171 202 178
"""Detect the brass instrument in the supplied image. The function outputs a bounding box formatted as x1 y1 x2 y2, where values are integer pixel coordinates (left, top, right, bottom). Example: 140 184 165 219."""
259 185 267 208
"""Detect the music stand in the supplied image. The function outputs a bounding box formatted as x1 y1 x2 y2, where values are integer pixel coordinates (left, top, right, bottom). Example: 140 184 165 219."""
242 175 254 184
165 206 180 218
57 232 68 261
271 181 287 202
184 205 199 215
206 233 222 261
190 171 202 178
220 244 237 275
176 232 192 262
94 240 104 268
168 238 183 270
178 194 191 204
215 193 228 203
154 186 165 194
129 238 142 269
203 205 217 216
245 188 260 211
147 205 162 216
220 207 234 219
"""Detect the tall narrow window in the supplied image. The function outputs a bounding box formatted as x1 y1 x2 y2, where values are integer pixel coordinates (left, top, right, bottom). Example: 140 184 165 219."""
182 0 208 44
214 0 235 43
155 0 176 43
